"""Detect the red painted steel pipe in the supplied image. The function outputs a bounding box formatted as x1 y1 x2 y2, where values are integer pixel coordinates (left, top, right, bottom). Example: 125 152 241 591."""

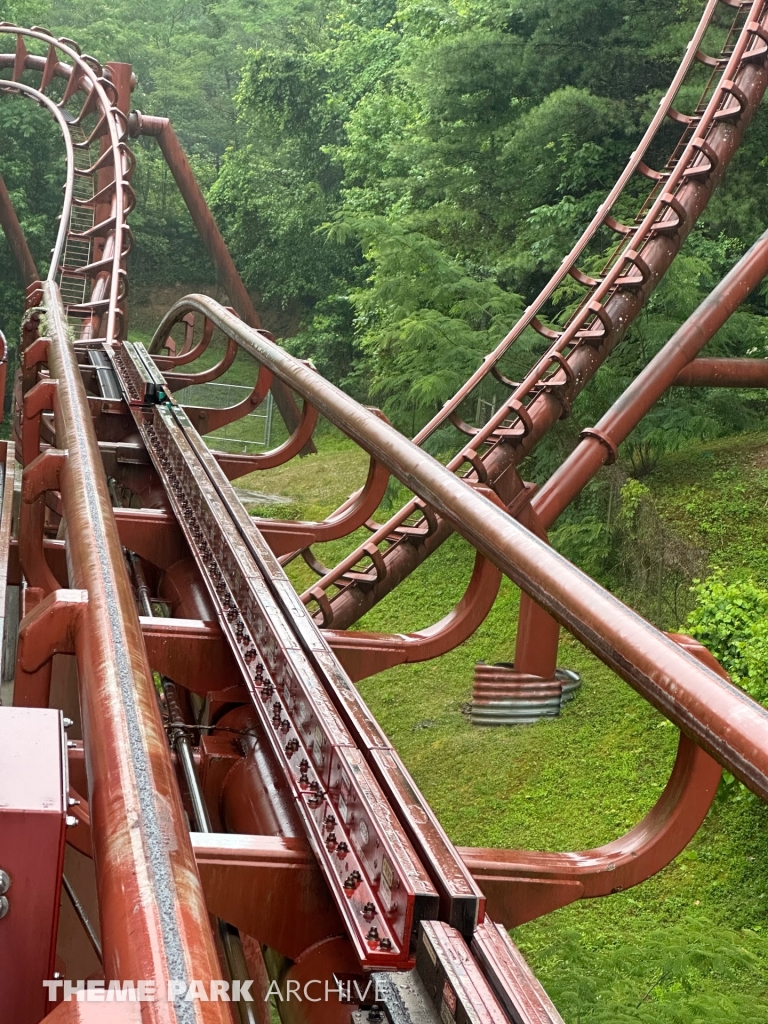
127 111 311 450
534 227 768 529
44 282 230 1023
0 171 38 286
512 229 768 679
152 295 768 803
128 114 261 331
674 355 768 387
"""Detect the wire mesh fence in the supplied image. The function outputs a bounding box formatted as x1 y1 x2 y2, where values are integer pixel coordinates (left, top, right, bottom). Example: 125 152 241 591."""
174 382 274 452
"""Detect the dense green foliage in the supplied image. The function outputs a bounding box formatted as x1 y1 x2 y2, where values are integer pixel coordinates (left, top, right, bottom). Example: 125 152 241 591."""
207 0 768 434
687 572 768 702
4 0 768 436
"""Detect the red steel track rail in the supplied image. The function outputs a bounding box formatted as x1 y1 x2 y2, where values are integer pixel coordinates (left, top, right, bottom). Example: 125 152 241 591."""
3 6 768 1023
297 0 768 645
149 295 768 802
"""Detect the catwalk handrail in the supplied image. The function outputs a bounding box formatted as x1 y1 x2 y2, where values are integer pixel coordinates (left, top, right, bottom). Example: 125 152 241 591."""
151 294 768 804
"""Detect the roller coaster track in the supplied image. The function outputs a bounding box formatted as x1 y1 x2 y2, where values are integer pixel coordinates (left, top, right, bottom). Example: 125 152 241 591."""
2 4 768 1023
297 0 768 640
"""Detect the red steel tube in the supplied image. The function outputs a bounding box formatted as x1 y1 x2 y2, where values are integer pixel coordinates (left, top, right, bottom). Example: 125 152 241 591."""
534 227 768 529
44 281 230 1023
152 295 768 803
309 14 768 631
128 112 311 449
674 356 768 387
79 62 134 343
0 171 38 286
130 114 262 331
512 229 768 679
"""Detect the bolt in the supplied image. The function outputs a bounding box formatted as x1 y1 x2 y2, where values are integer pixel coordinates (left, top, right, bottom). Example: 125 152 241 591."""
367 1005 384 1023
66 740 77 749
68 797 80 807
66 815 78 828
0 896 8 919
0 871 10 895
63 717 74 729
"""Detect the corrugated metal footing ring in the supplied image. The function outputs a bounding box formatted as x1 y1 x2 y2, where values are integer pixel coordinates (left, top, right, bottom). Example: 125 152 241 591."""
471 664 581 726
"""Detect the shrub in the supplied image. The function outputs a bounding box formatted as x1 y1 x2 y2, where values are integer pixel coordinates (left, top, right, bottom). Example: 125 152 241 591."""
686 571 768 703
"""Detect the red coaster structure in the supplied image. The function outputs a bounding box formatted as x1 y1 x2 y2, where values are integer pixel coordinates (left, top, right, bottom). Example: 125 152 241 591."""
2 7 768 1022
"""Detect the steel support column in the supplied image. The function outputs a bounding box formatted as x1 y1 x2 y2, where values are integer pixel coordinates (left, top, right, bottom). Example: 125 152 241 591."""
127 112 312 451
0 170 38 286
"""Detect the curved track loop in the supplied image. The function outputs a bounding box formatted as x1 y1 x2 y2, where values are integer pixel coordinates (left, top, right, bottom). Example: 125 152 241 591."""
296 0 768 630
5 12 768 1022
1 31 234 1024
0 26 134 343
